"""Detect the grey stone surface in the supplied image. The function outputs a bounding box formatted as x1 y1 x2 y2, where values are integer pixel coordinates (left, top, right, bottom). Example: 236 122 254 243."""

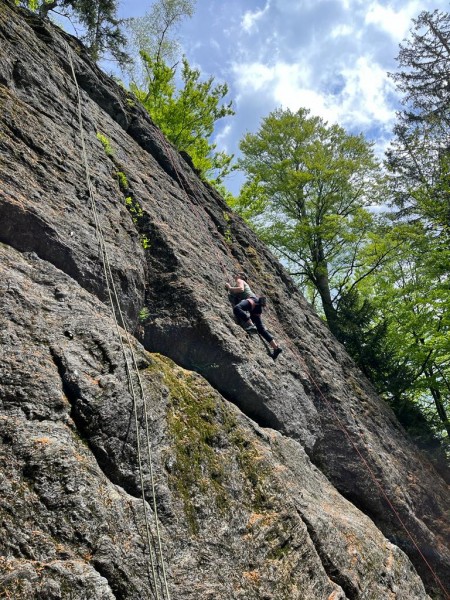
0 245 431 599
0 1 448 598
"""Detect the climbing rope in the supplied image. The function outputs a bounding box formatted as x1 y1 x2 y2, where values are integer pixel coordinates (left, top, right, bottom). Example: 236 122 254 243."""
65 40 170 600
163 133 449 596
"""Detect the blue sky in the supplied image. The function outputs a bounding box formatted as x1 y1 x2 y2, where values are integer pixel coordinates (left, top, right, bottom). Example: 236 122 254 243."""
116 0 449 194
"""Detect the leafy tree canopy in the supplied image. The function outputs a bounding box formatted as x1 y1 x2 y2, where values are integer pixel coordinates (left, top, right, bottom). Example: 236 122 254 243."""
357 223 450 448
131 53 234 185
232 107 385 334
126 0 234 186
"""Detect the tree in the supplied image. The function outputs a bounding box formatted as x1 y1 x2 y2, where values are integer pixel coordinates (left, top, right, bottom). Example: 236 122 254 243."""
334 287 414 397
357 224 450 450
233 107 385 336
387 10 450 233
125 0 195 85
17 0 127 63
384 9 450 448
131 54 234 184
390 10 450 128
126 0 234 186
386 123 450 231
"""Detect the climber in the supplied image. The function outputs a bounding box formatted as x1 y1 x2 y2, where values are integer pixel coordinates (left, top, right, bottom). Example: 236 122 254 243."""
225 271 282 360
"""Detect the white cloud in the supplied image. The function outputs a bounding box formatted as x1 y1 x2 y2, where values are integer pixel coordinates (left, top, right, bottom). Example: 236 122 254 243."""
241 2 271 33
232 59 328 121
330 23 356 39
365 1 422 40
123 0 450 193
232 54 397 136
232 61 277 92
338 56 397 126
214 124 233 151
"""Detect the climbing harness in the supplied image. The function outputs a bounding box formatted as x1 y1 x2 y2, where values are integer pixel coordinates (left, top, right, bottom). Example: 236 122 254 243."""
65 39 170 600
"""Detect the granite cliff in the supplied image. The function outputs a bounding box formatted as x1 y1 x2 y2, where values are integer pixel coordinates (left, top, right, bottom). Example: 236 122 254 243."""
0 2 449 598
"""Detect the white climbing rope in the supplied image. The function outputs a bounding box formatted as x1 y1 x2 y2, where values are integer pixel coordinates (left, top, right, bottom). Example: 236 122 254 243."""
65 39 171 600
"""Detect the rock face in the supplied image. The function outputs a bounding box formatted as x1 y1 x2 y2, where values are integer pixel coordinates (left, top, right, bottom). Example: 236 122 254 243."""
0 2 448 599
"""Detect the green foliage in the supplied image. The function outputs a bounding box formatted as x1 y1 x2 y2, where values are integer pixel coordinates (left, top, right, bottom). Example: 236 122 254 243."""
215 183 236 206
18 0 41 9
131 54 235 185
140 234 151 250
96 132 113 157
356 223 450 453
383 10 450 451
124 0 233 187
138 306 150 323
124 195 150 249
222 211 232 245
335 287 413 397
115 170 128 192
235 101 449 458
125 195 143 218
102 161 151 251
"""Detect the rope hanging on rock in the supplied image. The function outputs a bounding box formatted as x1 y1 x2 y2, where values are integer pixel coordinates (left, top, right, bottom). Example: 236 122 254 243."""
155 99 449 599
153 97 450 599
65 39 171 600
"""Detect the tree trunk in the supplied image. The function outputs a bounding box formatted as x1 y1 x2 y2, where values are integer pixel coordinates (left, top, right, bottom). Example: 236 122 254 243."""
312 239 339 335
39 1 58 18
425 367 450 438
317 274 339 335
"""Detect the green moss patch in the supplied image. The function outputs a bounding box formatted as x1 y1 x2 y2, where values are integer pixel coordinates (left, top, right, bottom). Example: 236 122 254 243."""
154 357 232 532
151 355 273 534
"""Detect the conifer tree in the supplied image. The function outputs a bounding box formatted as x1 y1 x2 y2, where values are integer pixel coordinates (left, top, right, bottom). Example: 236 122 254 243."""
385 9 450 447
17 0 127 63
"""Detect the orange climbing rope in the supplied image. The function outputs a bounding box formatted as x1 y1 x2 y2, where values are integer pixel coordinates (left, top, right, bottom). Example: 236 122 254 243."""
291 339 450 599
61 38 448 595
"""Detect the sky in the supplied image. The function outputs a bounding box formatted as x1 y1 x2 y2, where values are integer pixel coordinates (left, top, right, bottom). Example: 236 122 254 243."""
115 0 449 194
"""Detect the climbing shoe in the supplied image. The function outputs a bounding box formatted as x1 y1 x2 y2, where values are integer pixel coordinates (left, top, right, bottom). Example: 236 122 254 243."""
244 323 258 334
272 347 282 360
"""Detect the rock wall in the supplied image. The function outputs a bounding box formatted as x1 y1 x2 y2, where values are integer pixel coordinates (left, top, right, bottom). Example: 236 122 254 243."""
0 1 449 598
